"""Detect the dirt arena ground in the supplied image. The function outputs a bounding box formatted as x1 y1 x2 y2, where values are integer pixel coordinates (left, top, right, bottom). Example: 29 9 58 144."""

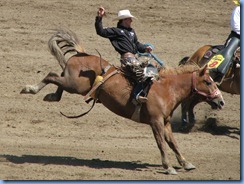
0 0 240 180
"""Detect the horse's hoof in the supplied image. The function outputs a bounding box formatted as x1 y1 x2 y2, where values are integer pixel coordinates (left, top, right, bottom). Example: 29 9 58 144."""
184 162 196 170
20 88 28 94
20 85 37 94
43 93 60 102
162 167 178 175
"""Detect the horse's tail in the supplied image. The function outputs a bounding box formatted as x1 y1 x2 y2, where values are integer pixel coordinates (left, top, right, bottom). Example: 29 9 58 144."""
178 56 190 66
48 29 85 70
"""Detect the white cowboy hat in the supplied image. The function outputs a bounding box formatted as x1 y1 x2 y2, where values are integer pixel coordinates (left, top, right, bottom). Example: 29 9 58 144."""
113 9 137 20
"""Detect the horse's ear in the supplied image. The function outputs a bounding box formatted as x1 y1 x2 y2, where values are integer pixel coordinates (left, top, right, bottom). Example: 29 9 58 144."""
199 65 208 76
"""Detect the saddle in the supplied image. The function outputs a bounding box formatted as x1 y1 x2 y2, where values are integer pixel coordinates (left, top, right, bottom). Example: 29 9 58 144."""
203 45 240 63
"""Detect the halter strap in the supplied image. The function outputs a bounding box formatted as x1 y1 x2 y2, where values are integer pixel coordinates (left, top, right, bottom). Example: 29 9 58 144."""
192 71 221 100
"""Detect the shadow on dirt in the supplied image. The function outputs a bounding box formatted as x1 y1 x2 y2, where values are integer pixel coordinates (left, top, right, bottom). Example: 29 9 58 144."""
171 117 240 139
0 154 160 170
199 118 240 138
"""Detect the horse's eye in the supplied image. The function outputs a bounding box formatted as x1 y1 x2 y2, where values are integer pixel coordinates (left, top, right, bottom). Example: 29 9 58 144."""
205 80 212 86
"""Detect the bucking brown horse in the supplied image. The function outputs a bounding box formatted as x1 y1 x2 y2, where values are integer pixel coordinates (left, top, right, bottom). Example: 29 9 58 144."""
21 30 225 174
178 45 240 131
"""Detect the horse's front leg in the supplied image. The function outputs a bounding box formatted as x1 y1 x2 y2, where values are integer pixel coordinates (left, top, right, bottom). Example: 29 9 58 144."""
150 119 177 175
180 96 199 132
180 99 192 132
188 99 198 125
181 99 189 127
164 119 196 171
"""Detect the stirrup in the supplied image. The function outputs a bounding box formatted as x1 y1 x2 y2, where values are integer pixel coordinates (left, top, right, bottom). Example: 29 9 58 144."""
136 95 148 103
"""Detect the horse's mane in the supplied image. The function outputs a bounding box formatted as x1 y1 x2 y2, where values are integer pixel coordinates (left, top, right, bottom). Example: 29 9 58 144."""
159 65 200 77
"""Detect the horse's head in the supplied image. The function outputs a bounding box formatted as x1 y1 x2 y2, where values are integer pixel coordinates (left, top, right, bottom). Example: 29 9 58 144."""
192 65 225 110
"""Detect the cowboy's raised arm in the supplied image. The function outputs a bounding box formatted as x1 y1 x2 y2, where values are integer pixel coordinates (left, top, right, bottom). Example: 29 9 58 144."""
97 6 105 17
95 7 117 38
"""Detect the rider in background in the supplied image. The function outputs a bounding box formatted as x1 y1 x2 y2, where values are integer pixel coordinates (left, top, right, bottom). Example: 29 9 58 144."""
95 7 154 103
210 0 240 83
225 0 240 45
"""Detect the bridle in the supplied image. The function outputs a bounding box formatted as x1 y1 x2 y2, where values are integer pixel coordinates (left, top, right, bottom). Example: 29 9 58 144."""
192 71 221 100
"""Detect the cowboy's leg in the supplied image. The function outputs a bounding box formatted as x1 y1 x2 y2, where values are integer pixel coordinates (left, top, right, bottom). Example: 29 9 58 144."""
210 37 240 83
121 57 148 103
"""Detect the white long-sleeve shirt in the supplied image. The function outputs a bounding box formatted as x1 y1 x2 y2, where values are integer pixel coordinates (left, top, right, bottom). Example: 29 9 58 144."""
230 6 240 35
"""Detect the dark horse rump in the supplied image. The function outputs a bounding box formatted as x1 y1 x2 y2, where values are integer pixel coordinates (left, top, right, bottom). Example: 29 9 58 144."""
178 44 240 132
179 44 240 82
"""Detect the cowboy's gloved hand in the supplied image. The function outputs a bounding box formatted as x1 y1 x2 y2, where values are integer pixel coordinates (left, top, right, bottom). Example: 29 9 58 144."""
145 46 153 53
97 6 106 17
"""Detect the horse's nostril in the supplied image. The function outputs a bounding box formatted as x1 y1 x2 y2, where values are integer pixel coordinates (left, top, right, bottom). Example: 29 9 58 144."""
220 101 225 106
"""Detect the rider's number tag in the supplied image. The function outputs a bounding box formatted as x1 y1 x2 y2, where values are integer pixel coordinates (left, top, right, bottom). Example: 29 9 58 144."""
207 54 225 69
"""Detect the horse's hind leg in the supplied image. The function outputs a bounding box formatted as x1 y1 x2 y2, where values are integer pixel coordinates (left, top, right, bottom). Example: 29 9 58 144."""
43 72 65 102
20 72 64 102
43 86 63 102
21 77 49 94
164 120 196 171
